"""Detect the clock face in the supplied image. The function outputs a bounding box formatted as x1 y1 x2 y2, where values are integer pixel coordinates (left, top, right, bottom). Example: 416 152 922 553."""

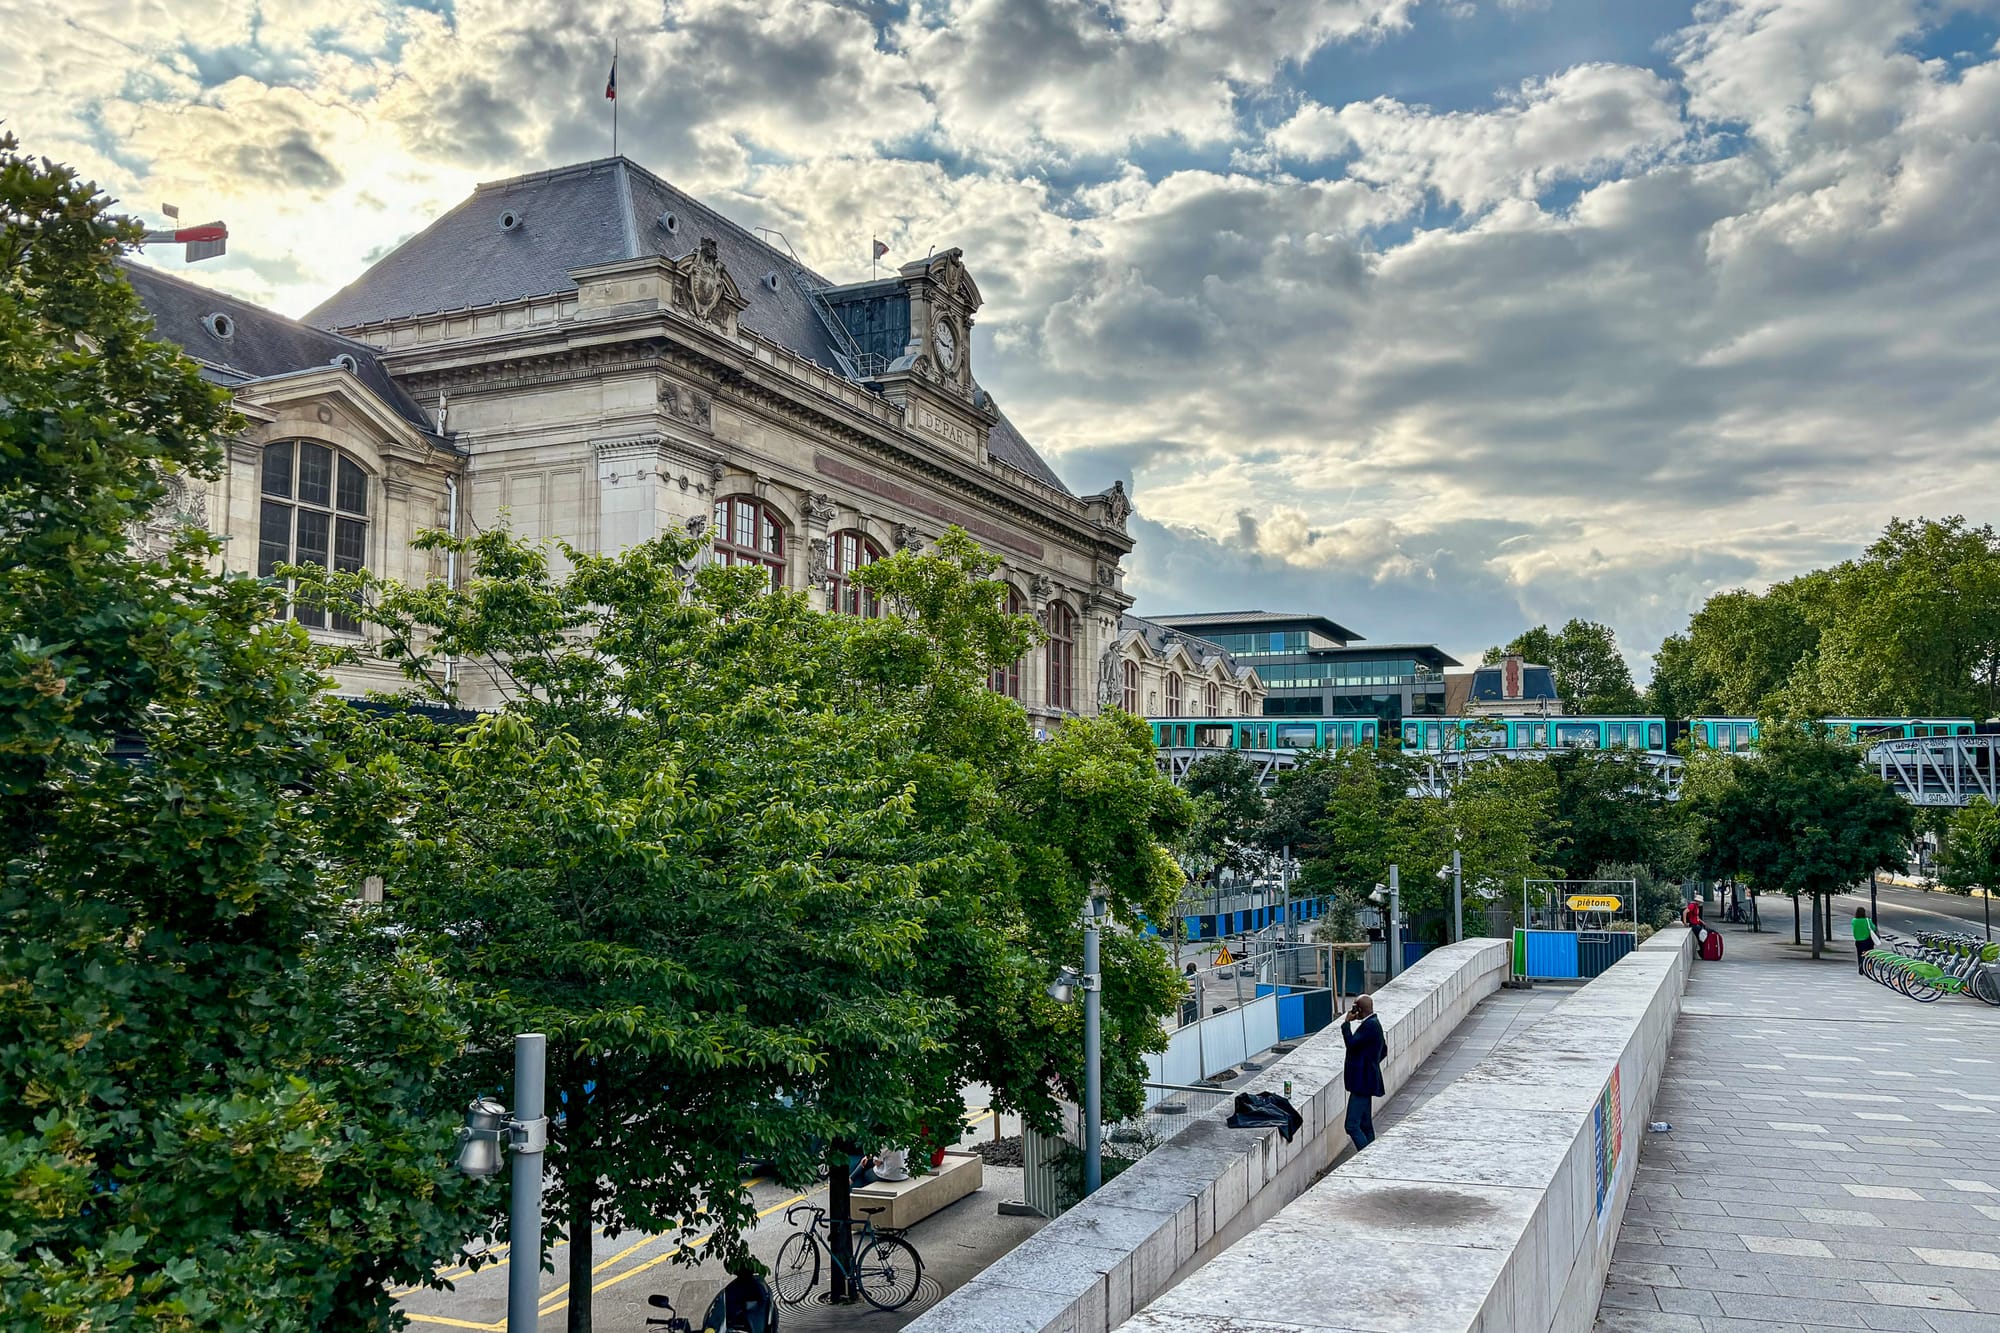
933 319 959 371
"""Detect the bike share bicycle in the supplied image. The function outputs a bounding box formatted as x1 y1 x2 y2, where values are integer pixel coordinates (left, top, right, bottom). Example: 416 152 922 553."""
771 1200 924 1311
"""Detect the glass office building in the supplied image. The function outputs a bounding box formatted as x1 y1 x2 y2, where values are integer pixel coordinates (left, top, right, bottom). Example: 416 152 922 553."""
1146 611 1458 724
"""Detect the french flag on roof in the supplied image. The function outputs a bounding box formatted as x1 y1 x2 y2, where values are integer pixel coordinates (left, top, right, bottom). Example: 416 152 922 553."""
605 56 616 100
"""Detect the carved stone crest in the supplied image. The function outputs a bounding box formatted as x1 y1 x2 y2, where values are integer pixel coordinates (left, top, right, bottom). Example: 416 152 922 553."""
1029 573 1054 610
690 237 726 321
804 491 838 527
806 537 832 586
893 523 925 553
1096 562 1119 588
660 381 713 430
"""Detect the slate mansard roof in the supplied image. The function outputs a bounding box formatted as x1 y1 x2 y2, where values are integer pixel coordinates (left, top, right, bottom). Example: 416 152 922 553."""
304 157 1068 493
124 263 438 434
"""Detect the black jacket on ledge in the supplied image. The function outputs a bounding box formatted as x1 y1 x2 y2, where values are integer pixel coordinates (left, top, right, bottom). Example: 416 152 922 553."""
1341 1014 1387 1098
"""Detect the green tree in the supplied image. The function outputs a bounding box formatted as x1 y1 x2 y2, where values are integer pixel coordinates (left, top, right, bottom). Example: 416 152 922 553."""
1544 748 1680 881
1179 752 1269 885
0 137 479 1330
1693 724 1912 958
305 525 1190 1329
1486 619 1643 713
1646 585 1821 716
1939 798 2000 909
1398 759 1559 936
1811 517 2000 717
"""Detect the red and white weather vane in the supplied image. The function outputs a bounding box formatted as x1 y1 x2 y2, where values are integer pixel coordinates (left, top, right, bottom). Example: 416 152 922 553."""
140 203 228 262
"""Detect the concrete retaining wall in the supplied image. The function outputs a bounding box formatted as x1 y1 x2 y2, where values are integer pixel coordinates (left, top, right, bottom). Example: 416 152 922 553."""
1122 927 1693 1333
907 936 1513 1333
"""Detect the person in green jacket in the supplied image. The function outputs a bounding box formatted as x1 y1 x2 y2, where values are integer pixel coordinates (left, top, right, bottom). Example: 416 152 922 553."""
1853 907 1876 974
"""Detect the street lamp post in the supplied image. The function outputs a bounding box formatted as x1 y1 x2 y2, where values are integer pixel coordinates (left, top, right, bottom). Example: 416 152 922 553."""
1049 895 1107 1196
1437 850 1463 943
1370 867 1402 981
454 1034 550 1333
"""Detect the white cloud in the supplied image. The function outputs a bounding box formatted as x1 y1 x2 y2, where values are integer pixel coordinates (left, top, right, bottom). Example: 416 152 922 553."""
11 0 2000 671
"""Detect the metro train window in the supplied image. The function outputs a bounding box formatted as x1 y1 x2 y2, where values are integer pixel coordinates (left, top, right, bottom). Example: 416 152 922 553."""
1243 724 1270 748
1626 723 1643 747
1361 721 1377 743
1276 724 1320 748
1425 723 1441 749
1649 723 1664 750
1734 724 1754 749
1194 725 1234 748
1556 723 1600 749
1333 722 1353 747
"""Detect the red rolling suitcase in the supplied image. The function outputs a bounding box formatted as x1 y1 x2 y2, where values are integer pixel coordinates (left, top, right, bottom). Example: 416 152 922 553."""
1699 931 1723 961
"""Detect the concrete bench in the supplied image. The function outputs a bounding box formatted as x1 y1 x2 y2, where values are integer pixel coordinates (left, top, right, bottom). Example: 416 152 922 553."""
852 1150 983 1231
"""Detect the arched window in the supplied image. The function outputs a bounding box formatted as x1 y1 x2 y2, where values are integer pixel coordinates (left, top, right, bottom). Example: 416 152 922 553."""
1121 660 1139 713
1044 602 1075 712
828 529 883 616
1206 681 1220 716
259 440 368 633
712 495 786 589
1166 671 1183 715
990 585 1023 699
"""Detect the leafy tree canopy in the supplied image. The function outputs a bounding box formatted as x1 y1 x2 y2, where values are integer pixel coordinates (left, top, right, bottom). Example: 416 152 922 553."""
1939 797 2000 900
1690 724 1912 956
1646 516 2000 719
300 525 1191 1329
1485 619 1643 713
0 136 480 1331
1178 751 1269 885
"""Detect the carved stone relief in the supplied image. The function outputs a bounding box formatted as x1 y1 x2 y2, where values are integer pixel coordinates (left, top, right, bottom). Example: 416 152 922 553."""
807 537 831 585
1103 479 1131 530
1029 573 1054 611
804 491 838 527
893 523 925 553
660 381 713 430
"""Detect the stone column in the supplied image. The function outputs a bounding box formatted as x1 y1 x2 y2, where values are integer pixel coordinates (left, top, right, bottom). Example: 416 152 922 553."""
802 491 837 611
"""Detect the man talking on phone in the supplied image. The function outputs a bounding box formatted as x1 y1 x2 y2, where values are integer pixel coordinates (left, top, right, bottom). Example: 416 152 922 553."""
1341 994 1387 1151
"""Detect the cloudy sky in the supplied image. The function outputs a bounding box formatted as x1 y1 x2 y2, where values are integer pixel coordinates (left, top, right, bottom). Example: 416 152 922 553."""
8 1 1999 674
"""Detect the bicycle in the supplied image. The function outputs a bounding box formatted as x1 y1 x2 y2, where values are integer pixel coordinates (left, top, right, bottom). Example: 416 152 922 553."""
772 1201 923 1311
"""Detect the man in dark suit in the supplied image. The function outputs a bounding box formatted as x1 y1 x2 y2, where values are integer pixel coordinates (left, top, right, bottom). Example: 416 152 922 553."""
1341 994 1387 1150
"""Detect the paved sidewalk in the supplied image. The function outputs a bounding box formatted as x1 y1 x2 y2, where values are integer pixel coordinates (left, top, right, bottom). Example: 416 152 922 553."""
1595 914 2000 1333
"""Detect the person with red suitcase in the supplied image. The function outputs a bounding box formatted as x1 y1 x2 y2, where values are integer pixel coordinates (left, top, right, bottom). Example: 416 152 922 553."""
1684 898 1721 959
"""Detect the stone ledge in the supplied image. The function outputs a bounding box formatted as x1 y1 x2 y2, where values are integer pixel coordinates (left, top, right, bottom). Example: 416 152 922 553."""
1123 929 1692 1333
905 936 1512 1333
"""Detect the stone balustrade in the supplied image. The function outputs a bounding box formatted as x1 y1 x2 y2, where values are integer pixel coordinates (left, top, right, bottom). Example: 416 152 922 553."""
1122 928 1693 1333
906 936 1513 1333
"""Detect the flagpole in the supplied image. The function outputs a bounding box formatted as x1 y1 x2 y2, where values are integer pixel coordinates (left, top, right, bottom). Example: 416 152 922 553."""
612 39 619 157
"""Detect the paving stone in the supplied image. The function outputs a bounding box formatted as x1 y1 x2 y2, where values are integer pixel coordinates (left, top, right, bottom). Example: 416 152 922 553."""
1593 915 2000 1333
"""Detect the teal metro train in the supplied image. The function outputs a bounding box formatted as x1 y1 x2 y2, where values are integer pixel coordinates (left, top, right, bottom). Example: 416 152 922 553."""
1148 715 1978 756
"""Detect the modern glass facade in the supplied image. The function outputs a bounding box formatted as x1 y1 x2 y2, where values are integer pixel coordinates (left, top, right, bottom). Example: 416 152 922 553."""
1148 613 1458 725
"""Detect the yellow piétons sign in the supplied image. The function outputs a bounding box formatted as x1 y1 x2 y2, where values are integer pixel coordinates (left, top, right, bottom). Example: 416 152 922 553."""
1567 895 1623 912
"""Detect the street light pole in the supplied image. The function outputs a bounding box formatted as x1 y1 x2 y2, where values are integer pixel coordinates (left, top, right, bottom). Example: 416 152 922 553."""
1451 850 1463 944
508 1035 547 1333
1082 896 1104 1197
453 1035 548 1333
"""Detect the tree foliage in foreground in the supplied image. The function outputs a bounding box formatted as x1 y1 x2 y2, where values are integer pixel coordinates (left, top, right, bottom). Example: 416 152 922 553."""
1690 724 1912 958
0 136 480 1331
302 526 1191 1331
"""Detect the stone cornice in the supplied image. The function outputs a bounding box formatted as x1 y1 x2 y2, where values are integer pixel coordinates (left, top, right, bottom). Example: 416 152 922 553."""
374 302 1133 560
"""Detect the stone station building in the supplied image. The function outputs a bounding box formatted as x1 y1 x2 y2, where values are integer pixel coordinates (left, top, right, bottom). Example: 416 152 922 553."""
132 156 1138 725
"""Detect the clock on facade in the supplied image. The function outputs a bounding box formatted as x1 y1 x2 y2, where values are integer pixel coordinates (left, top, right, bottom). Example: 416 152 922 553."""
932 318 959 371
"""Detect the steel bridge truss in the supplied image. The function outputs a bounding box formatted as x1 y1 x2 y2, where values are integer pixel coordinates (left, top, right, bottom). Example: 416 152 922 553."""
1161 737 2000 808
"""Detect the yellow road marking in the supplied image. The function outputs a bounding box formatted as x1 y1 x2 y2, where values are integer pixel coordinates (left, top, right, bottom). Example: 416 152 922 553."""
535 1189 817 1320
402 1315 502 1331
965 1108 994 1127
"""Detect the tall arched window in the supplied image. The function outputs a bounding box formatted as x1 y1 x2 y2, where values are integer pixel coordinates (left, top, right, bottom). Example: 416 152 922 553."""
1166 671 1183 715
1206 681 1220 716
712 495 786 589
1121 660 1139 713
259 440 368 633
1044 602 1075 712
990 586 1023 699
828 529 883 616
